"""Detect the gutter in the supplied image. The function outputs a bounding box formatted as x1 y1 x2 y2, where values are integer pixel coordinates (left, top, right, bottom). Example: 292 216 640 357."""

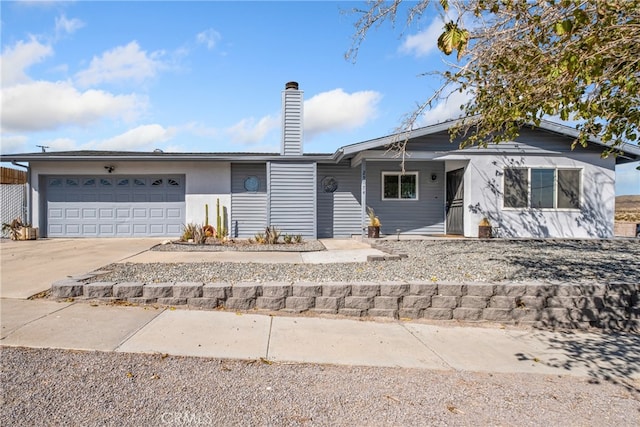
11 161 31 225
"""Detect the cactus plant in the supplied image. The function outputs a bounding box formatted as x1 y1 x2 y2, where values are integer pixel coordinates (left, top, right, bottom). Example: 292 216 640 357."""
216 199 221 238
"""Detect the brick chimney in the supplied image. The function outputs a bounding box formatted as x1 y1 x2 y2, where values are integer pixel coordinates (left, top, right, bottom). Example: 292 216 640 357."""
281 81 303 155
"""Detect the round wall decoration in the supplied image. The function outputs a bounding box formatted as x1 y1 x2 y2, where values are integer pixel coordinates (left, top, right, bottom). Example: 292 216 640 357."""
322 176 338 193
244 176 260 192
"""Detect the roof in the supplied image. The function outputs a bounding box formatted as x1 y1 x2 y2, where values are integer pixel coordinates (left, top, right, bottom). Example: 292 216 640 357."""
332 119 640 164
0 150 333 162
2 120 638 164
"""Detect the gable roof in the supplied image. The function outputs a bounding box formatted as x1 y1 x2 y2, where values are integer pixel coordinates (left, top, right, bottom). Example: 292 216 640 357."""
332 119 640 164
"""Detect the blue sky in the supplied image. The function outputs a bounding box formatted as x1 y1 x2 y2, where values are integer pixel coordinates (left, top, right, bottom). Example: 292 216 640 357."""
1 0 638 195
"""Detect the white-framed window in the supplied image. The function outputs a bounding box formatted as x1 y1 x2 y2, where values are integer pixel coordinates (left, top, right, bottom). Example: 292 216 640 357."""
503 167 581 209
382 172 418 200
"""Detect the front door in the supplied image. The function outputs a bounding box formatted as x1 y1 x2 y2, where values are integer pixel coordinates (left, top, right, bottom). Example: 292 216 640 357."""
446 168 464 235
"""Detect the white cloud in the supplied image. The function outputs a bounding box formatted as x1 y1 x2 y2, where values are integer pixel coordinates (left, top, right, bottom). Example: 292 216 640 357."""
0 37 53 86
420 89 473 126
181 121 219 138
399 17 445 58
43 137 77 151
55 14 85 37
223 88 381 147
196 29 221 50
1 80 145 132
304 89 381 138
226 115 280 146
88 124 176 151
0 134 29 154
75 41 165 87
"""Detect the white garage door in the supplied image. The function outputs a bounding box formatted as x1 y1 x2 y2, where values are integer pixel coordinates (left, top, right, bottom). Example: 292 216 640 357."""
45 175 185 237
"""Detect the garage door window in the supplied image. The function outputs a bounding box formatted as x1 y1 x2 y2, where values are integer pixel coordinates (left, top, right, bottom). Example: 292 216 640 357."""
83 178 95 186
117 179 129 186
100 178 112 186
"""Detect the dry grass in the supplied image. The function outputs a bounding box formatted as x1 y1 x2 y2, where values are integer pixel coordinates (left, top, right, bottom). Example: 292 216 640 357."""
615 195 640 222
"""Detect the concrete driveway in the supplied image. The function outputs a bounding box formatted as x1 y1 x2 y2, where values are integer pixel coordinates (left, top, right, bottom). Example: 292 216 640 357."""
0 238 163 299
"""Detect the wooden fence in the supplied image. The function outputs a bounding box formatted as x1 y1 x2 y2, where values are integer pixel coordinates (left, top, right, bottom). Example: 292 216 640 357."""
1 167 27 184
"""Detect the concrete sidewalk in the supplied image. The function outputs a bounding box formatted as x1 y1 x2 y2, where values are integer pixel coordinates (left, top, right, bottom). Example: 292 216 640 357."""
2 298 639 383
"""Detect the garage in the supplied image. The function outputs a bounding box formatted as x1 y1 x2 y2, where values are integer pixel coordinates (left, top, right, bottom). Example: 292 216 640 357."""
44 175 185 237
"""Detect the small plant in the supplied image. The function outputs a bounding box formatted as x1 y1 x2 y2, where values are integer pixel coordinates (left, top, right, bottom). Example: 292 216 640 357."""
265 226 281 244
254 233 266 244
367 207 381 227
2 218 25 240
181 223 207 243
181 223 196 241
192 225 207 244
293 234 303 244
283 234 293 244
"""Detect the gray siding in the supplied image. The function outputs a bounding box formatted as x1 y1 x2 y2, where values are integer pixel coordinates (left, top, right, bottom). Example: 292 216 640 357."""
317 162 362 238
268 162 316 239
404 127 604 154
231 163 267 238
281 89 303 156
366 161 445 235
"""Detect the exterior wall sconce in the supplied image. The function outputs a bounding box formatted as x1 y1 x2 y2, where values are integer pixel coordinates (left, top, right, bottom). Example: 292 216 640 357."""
431 173 438 182
104 166 115 173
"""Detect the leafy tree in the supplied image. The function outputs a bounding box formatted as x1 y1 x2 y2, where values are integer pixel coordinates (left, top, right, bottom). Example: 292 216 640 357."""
347 0 640 156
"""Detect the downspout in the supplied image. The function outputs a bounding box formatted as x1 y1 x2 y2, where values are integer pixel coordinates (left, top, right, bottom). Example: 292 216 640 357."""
11 161 31 225
361 160 367 238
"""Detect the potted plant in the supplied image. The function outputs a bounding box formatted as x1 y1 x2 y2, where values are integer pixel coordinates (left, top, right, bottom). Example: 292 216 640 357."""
478 217 492 238
2 218 37 240
366 207 381 238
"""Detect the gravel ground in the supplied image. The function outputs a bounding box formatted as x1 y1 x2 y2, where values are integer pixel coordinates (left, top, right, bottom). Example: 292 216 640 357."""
94 239 640 284
1 347 638 427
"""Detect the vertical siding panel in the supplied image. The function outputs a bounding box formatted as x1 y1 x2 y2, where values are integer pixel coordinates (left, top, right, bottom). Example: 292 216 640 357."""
366 161 445 235
281 90 303 156
268 162 316 239
231 163 267 238
317 162 362 238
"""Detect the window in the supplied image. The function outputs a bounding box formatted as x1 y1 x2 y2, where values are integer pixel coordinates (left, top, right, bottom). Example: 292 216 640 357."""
557 169 581 209
504 168 528 208
382 172 418 200
504 168 581 209
531 169 555 208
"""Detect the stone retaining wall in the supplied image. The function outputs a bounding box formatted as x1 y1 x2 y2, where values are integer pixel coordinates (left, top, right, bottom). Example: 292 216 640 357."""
51 279 639 332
